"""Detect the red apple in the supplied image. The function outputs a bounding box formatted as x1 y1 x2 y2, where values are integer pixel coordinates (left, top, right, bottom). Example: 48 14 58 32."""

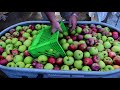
90 24 96 28
20 30 25 36
48 57 56 64
0 59 8 65
92 28 97 33
68 44 77 51
80 25 86 29
0 47 4 54
9 29 16 34
53 65 60 70
18 36 26 42
86 38 95 46
35 63 43 69
24 50 31 57
32 60 39 67
66 36 71 40
71 35 77 41
78 43 87 51
29 25 35 30
112 31 119 40
83 58 93 66
98 28 104 33
91 63 100 71
113 56 120 65
82 28 90 34
11 49 19 56
86 46 91 51
77 35 83 40
0 55 4 60
56 58 63 65
108 51 116 58
92 55 100 63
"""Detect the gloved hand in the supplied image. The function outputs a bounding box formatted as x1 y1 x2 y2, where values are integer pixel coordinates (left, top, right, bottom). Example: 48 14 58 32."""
69 14 77 31
51 21 63 33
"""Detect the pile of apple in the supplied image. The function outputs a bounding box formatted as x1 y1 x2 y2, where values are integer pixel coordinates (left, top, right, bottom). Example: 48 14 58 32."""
1 23 120 72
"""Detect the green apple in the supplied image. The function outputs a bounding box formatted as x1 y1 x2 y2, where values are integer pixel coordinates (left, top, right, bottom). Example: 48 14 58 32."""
104 65 114 71
113 41 120 47
63 56 74 65
89 47 98 55
26 29 32 33
6 44 13 50
104 27 110 31
63 31 68 36
111 46 120 53
44 63 54 70
75 33 79 36
22 32 30 38
76 26 82 34
11 38 18 44
7 62 15 67
102 51 108 57
92 37 97 40
20 53 24 56
74 60 83 69
74 50 83 60
98 52 104 60
61 65 69 70
18 45 27 52
0 41 6 48
97 25 102 28
6 49 12 54
13 55 23 63
16 26 22 31
23 39 32 47
96 43 104 52
71 30 76 35
38 55 48 63
79 40 86 44
2 52 7 58
31 30 38 36
100 68 105 72
1 36 6 41
28 37 33 40
15 41 22 47
60 39 67 45
107 37 114 43
59 33 63 38
97 33 102 39
67 39 73 44
62 43 69 50
24 56 33 64
71 68 78 71
35 24 42 30
82 66 91 71
66 50 73 56
22 26 29 30
84 51 90 58
102 36 107 42
84 34 92 39
25 64 33 68
104 41 111 49
15 62 25 68
5 39 12 44
98 60 106 69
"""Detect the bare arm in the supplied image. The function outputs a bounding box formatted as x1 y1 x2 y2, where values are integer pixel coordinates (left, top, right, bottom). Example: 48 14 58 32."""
44 12 56 23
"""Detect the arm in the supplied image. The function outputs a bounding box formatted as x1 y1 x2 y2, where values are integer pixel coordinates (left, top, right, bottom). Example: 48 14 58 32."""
44 12 62 33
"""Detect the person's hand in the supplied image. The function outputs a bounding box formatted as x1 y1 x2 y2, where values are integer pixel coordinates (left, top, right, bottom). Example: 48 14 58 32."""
51 21 63 33
69 14 77 31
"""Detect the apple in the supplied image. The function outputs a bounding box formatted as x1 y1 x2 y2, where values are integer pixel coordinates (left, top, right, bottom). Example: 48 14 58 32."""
84 51 90 58
73 41 79 48
91 63 100 71
5 33 11 37
48 57 56 64
102 51 108 57
97 33 102 39
82 66 91 71
71 35 77 41
113 56 120 65
104 41 111 49
29 25 35 30
32 60 39 67
6 55 13 62
11 49 19 56
62 43 69 50
77 35 83 41
92 28 97 33
1 36 6 41
15 62 25 68
104 57 113 65
0 47 4 54
44 63 54 70
16 26 22 31
76 26 82 34
37 55 48 64
9 29 16 34
82 28 89 34
108 51 116 58
13 31 19 37
66 36 71 40
35 24 42 30
92 32 98 37
61 65 69 70
24 56 33 64
66 50 73 57
89 47 98 55
2 52 7 58
97 40 103 44
80 25 86 29
35 63 43 69
90 24 96 28
79 40 86 44
107 37 114 44
20 53 24 56
104 65 114 71
112 31 119 40
74 60 83 69
63 31 68 36
111 46 120 53
86 38 94 46
28 37 33 40
22 26 29 31
20 30 25 36
60 39 67 45
56 58 63 65
24 50 30 57
71 30 76 35
117 37 120 41
6 62 15 67
96 43 104 52
78 43 87 52
25 64 33 68
59 33 63 38
0 41 6 48
84 34 92 39
22 32 30 39
68 44 77 51
23 39 32 47
63 56 74 65
53 65 60 70
11 38 18 44
74 50 83 60
0 59 8 65
31 30 38 36
13 55 23 63
113 65 120 69
67 39 73 44
92 55 100 63
86 46 91 51
96 25 102 29
113 41 120 46
98 60 106 69
26 29 32 33
5 39 12 44
14 41 22 47
102 36 107 42
18 45 27 53
71 68 78 71
83 58 93 66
